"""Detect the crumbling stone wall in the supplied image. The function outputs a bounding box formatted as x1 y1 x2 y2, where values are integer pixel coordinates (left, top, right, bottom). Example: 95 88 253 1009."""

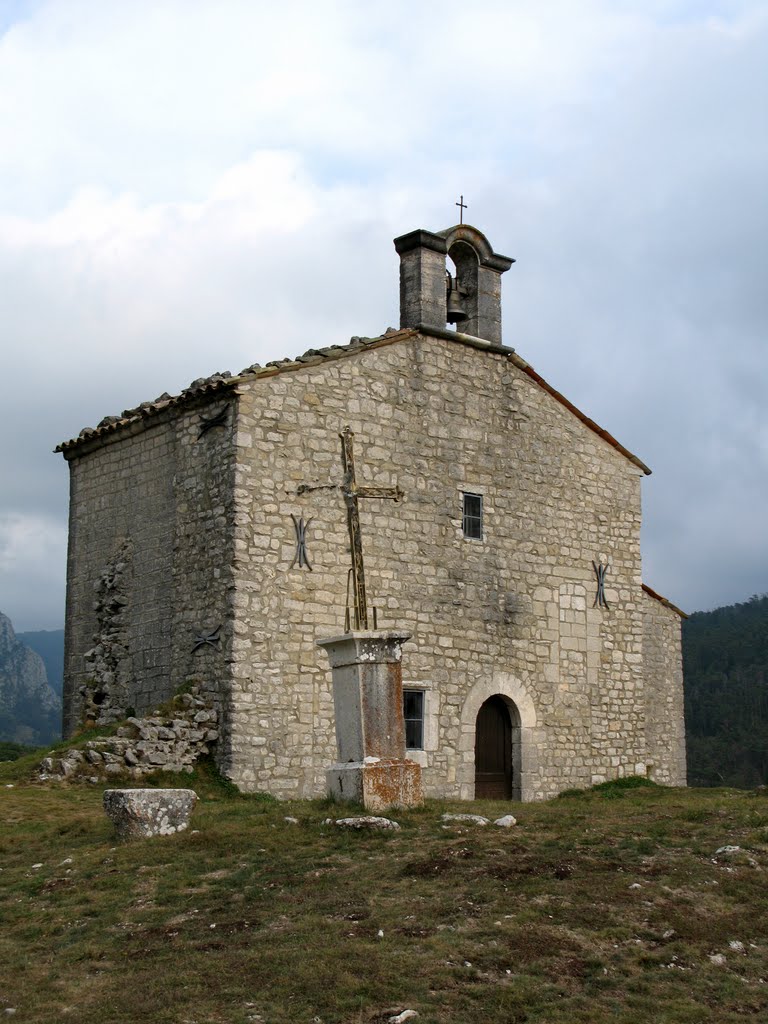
61 390 237 756
642 589 687 785
62 417 177 735
40 685 218 781
81 539 133 725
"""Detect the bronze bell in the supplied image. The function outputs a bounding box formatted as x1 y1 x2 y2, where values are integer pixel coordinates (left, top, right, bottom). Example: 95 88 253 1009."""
446 271 468 324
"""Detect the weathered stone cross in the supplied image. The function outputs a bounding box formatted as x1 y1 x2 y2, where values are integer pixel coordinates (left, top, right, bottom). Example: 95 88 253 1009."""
339 426 403 630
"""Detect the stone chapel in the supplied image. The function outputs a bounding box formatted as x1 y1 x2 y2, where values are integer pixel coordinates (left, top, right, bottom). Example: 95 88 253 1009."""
57 221 687 801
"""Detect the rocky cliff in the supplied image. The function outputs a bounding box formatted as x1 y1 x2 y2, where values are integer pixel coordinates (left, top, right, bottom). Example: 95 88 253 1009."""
0 611 61 745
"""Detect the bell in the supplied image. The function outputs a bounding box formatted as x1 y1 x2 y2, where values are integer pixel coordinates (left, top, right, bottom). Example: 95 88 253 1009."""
446 272 468 324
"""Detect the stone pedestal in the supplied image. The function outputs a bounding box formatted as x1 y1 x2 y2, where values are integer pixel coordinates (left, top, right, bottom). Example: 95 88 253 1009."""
317 630 423 811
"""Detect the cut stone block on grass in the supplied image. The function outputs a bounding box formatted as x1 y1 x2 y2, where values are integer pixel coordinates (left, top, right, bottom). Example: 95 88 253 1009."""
103 788 197 839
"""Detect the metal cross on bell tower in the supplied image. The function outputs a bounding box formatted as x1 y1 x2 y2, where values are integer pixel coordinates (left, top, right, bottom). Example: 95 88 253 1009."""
339 426 403 630
455 194 467 224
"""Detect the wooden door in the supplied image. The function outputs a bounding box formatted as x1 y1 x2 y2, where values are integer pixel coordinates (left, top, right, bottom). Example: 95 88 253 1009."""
474 696 512 799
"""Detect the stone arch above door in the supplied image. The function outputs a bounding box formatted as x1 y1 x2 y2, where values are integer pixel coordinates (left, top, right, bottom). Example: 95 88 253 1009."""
458 673 538 802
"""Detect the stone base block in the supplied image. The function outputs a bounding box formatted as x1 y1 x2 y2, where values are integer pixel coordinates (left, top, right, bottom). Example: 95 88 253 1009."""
103 788 197 840
326 758 423 811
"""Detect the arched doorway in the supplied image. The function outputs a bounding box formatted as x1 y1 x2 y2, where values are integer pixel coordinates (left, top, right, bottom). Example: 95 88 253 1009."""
474 695 519 800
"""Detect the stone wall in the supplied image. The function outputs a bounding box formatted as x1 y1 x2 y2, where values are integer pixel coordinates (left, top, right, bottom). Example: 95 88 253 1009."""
167 398 238 770
63 418 177 735
642 589 687 785
62 395 237 750
230 331 649 799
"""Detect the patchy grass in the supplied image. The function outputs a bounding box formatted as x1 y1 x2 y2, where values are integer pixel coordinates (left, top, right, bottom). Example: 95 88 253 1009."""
1 769 767 1024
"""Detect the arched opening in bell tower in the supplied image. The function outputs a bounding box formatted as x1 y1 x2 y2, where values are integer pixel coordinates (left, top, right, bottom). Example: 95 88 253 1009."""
446 239 479 329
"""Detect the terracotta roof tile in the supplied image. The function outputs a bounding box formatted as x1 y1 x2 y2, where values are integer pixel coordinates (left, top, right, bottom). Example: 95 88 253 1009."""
642 583 687 619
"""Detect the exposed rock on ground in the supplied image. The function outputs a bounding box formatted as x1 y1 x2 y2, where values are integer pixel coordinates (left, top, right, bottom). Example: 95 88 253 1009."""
324 816 401 831
493 814 517 827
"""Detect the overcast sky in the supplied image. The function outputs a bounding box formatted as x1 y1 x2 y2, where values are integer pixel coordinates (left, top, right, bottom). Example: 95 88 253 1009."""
0 0 766 631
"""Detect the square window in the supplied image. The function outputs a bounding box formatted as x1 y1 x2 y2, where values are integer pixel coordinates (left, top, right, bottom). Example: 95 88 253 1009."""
403 689 424 750
462 492 483 540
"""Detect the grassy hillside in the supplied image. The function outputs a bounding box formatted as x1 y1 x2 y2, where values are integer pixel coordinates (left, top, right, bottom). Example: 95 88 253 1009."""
683 593 768 788
1 759 767 1023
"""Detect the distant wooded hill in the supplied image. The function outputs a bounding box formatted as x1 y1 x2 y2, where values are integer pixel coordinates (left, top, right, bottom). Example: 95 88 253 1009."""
683 593 768 788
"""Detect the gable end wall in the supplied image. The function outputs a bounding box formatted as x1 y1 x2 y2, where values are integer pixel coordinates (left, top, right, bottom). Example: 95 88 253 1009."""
228 332 653 799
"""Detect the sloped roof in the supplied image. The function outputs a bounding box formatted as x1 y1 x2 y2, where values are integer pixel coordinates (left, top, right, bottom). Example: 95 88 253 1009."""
55 331 402 455
642 583 687 619
55 325 651 476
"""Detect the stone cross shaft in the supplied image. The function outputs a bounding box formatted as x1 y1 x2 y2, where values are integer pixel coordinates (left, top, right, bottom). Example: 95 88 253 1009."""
339 426 403 630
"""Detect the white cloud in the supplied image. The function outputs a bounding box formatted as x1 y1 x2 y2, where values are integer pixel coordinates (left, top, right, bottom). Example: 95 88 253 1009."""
0 513 67 630
0 0 766 626
0 511 64 570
